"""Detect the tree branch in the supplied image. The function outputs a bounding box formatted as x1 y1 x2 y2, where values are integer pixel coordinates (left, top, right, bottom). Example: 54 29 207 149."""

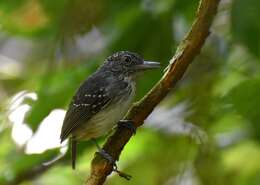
85 0 221 184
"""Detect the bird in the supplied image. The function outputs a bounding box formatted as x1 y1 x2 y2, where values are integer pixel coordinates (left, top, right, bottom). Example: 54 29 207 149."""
60 51 160 169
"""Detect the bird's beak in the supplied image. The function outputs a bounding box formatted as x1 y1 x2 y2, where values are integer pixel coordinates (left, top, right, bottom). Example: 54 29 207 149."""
135 61 160 71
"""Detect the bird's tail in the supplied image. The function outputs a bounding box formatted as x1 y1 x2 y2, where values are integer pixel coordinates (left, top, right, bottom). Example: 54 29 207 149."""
71 137 77 169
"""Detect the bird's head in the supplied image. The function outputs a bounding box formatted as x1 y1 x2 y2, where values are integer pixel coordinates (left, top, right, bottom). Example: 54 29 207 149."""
102 51 160 77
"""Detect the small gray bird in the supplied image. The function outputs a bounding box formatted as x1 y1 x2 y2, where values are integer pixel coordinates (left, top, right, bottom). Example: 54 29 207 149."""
60 51 160 169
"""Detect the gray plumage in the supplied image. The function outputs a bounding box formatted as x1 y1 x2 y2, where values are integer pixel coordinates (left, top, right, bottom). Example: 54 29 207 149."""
60 51 160 169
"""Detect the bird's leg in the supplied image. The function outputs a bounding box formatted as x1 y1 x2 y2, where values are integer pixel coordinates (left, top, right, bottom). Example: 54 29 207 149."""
91 139 115 164
117 120 136 134
91 139 132 180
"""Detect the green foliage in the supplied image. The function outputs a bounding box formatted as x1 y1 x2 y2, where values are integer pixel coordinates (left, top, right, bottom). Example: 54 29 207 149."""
25 63 94 130
0 0 260 185
231 0 260 58
227 78 260 139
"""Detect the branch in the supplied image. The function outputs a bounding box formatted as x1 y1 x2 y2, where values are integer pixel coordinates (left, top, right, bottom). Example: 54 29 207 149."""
85 0 221 184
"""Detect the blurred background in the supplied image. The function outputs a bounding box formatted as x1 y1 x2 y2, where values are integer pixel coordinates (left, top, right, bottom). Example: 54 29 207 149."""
0 0 260 185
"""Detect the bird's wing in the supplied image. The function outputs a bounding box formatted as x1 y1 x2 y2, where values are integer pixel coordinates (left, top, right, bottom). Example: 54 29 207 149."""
60 79 111 142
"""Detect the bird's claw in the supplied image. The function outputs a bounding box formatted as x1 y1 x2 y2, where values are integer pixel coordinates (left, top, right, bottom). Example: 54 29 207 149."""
93 139 116 164
117 120 136 134
97 149 115 164
92 137 132 180
113 163 132 180
97 149 132 180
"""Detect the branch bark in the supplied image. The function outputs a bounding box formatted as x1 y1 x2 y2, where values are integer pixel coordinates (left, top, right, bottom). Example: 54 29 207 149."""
85 0 221 184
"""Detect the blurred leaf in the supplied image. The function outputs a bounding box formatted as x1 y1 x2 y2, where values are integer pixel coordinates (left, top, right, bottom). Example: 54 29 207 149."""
222 141 260 185
25 62 95 130
0 0 102 38
108 129 198 185
231 0 260 58
227 77 260 139
0 0 51 37
0 149 60 185
37 165 83 185
0 0 25 12
174 0 198 21
57 0 104 37
222 141 260 175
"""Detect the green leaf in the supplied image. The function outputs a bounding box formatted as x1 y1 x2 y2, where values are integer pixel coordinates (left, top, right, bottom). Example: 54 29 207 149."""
227 78 260 139
231 0 260 58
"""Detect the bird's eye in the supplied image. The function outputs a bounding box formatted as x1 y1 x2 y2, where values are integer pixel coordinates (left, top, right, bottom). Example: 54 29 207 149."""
124 56 131 63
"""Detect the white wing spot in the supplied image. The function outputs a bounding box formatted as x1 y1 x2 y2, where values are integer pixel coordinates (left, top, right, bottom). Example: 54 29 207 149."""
73 103 80 107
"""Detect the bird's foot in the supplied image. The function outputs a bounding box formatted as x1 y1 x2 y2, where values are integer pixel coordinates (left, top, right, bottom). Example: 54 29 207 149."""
92 139 132 180
113 163 132 180
117 120 136 134
97 150 132 180
97 148 115 164
92 139 114 163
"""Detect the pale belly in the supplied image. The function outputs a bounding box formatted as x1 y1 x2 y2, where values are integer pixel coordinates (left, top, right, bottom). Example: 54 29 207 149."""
74 89 135 140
